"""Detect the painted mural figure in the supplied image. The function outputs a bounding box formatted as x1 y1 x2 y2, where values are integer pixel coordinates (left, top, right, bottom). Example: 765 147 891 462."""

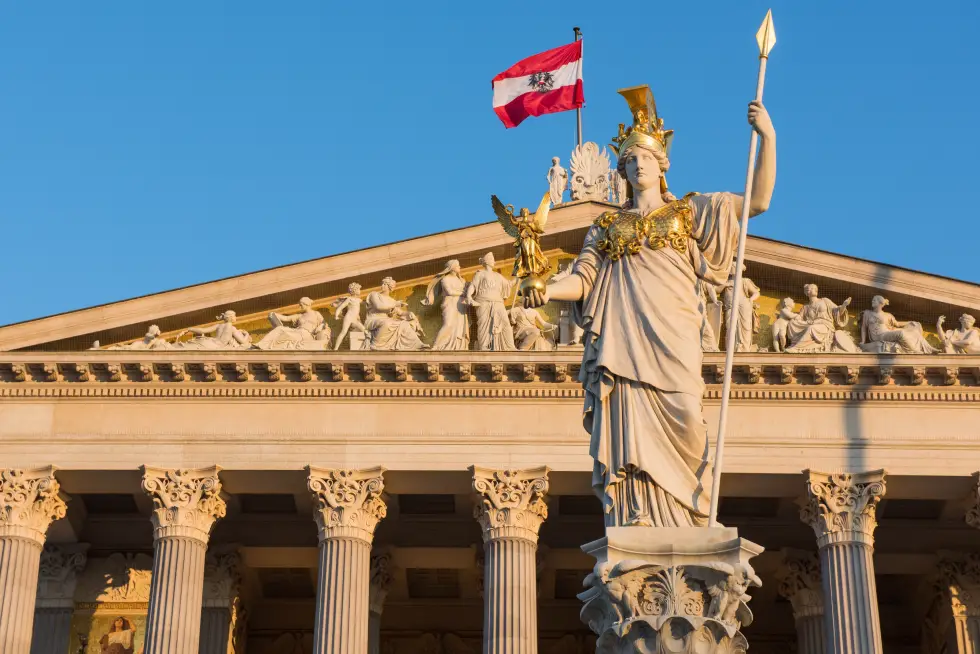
859 295 937 354
466 253 517 351
423 260 470 351
784 285 859 353
937 314 980 354
332 283 366 350
522 87 777 527
254 297 331 350
173 310 252 350
100 616 140 654
362 277 426 351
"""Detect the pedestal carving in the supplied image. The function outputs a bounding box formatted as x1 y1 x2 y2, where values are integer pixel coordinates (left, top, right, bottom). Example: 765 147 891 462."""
800 469 886 654
0 466 68 654
472 466 549 654
775 549 824 654
141 465 226 654
306 466 387 654
578 527 762 654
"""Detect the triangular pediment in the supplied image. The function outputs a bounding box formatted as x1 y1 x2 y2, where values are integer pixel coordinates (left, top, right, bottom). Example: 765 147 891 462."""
2 199 978 352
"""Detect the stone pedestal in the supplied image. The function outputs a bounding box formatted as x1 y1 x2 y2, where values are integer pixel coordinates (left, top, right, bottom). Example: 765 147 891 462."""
923 552 980 654
369 549 393 654
578 527 763 654
141 466 227 654
471 466 550 654
800 469 886 654
200 547 246 654
30 543 88 654
306 467 387 654
775 549 825 654
0 467 68 654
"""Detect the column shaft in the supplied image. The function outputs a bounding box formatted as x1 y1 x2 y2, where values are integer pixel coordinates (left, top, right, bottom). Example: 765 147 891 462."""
313 536 371 654
199 607 233 654
820 542 881 654
30 607 73 654
145 536 208 654
795 615 826 654
368 612 382 654
0 537 43 654
483 537 538 654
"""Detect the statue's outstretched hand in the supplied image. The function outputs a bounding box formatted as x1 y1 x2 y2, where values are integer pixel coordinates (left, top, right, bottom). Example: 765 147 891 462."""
523 288 549 309
747 101 774 139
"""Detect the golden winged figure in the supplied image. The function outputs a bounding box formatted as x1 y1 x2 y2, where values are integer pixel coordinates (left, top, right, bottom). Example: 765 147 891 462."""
491 192 552 282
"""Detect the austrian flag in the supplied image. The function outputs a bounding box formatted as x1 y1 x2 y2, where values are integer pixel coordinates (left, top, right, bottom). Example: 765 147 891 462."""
492 41 584 128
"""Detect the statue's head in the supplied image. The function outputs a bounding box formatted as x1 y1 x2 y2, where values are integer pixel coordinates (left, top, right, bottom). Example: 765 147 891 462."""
551 156 560 166
961 314 976 329
447 259 461 274
480 252 496 268
146 325 161 338
781 297 794 310
871 295 888 310
611 85 674 198
219 310 237 322
617 144 668 194
803 284 818 298
381 277 397 292
299 297 313 310
348 282 361 296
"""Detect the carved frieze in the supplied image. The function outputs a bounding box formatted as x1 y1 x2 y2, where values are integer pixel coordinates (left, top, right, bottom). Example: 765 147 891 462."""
0 466 68 543
471 466 549 542
140 465 227 542
799 469 886 547
305 466 387 542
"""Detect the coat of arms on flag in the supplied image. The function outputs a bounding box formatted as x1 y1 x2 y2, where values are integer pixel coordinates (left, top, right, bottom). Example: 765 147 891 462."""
492 41 584 128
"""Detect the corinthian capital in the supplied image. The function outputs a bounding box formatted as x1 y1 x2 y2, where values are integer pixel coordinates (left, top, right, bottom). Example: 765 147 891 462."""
370 548 394 615
937 552 980 618
305 466 387 542
775 549 823 620
0 466 68 544
140 465 227 542
967 472 980 530
800 469 886 547
37 543 88 606
471 466 550 542
204 546 243 607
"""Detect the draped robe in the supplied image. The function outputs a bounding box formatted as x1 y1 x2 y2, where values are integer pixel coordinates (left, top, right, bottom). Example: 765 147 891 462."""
570 193 739 527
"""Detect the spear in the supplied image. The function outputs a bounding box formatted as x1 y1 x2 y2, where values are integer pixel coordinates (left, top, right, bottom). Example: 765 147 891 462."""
707 10 777 527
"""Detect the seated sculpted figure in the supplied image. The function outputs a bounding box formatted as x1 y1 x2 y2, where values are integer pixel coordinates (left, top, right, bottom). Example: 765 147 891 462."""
937 314 980 354
174 310 252 349
254 297 331 350
509 305 557 351
362 277 427 351
771 298 798 353
96 324 173 350
784 284 859 353
860 295 937 354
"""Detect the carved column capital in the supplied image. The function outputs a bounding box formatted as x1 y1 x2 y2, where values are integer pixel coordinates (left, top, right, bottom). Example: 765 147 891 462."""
967 472 980 530
306 466 387 542
799 469 886 547
204 546 244 608
369 548 394 615
0 466 68 544
775 549 824 620
140 465 227 542
36 543 89 607
471 466 550 542
937 552 980 618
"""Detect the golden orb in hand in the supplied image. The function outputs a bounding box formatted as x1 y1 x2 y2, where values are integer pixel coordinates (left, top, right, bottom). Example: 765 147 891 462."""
518 276 548 296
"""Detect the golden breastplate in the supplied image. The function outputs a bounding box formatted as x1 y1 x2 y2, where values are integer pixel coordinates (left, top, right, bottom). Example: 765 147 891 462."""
594 197 694 261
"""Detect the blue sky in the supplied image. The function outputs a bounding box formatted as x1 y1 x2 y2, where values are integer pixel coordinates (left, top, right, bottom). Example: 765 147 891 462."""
1 1 978 325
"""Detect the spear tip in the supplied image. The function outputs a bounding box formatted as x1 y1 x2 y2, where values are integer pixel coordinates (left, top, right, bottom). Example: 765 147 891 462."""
756 9 776 57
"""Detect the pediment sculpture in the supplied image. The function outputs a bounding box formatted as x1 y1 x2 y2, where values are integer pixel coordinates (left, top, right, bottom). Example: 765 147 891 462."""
254 297 331 351
859 295 937 354
362 277 427 351
938 313 980 354
782 284 859 353
422 260 470 351
466 253 517 351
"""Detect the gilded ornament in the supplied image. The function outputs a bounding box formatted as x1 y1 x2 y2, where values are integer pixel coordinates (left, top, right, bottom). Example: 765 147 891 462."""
594 196 694 261
491 193 552 295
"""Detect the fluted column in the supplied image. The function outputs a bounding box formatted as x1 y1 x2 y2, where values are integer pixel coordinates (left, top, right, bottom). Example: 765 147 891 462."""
800 469 886 654
0 467 68 654
368 548 393 654
306 467 387 654
30 543 88 654
141 466 227 654
775 549 825 654
471 466 550 654
200 546 246 654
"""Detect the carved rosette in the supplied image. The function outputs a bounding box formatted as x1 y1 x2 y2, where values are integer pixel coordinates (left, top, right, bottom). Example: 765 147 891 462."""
140 465 227 542
578 561 759 654
306 466 387 543
36 543 88 606
370 548 394 615
799 469 886 547
471 466 550 543
775 549 823 620
0 466 68 544
967 472 980 530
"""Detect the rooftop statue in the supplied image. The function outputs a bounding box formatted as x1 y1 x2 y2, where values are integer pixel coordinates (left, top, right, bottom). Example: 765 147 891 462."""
466 253 517 351
546 157 568 206
423 260 471 351
254 297 331 351
859 295 937 354
174 311 252 350
783 285 858 353
569 142 611 202
362 277 427 351
491 193 551 281
522 85 777 527
937 314 980 354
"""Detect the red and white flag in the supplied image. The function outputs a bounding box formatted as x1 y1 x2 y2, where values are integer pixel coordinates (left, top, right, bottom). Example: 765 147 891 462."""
492 41 584 129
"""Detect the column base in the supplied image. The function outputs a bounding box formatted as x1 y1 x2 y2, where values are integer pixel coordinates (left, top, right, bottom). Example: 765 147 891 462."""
578 527 763 654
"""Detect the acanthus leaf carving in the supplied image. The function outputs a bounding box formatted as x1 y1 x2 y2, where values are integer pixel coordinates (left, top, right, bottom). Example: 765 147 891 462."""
140 465 226 542
0 466 68 543
471 466 549 542
800 469 886 546
370 548 394 614
774 549 823 620
306 466 387 542
204 546 243 604
36 543 88 603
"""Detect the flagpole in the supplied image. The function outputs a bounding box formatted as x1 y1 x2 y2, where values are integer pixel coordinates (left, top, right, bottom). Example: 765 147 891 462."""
707 10 776 527
573 26 583 147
